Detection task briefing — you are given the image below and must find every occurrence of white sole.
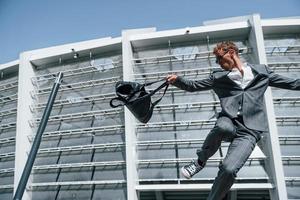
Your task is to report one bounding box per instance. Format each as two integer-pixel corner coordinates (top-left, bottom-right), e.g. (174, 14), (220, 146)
(181, 167), (191, 179)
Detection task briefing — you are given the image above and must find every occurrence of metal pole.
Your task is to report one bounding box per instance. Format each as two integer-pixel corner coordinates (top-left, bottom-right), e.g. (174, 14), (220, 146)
(13, 72), (63, 200)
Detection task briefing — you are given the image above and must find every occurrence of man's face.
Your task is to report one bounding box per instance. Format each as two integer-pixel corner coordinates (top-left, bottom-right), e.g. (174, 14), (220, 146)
(215, 49), (235, 71)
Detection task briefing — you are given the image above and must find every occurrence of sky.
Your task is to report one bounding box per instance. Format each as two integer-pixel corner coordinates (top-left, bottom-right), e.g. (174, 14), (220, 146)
(0, 0), (299, 64)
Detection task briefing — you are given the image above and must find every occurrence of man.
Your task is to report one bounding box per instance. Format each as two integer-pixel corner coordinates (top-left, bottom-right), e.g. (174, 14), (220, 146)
(166, 41), (300, 200)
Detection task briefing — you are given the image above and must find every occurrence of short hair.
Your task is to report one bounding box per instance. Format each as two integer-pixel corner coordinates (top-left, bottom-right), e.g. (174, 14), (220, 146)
(213, 41), (239, 55)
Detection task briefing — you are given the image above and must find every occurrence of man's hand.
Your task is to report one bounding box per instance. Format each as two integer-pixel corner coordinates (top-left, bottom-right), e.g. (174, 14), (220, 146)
(166, 74), (178, 84)
(232, 53), (244, 76)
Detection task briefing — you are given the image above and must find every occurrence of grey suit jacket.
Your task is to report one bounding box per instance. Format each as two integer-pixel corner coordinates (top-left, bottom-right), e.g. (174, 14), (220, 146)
(173, 64), (300, 131)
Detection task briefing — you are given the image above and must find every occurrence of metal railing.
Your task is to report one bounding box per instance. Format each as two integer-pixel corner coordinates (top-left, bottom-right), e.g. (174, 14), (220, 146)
(28, 180), (126, 191)
(32, 108), (123, 125)
(0, 94), (18, 105)
(31, 93), (116, 110)
(134, 67), (216, 81)
(28, 125), (124, 141)
(33, 77), (120, 96)
(0, 122), (16, 131)
(265, 45), (300, 55)
(0, 108), (17, 118)
(138, 157), (265, 167)
(37, 142), (125, 156)
(276, 116), (300, 125)
(0, 81), (18, 93)
(0, 152), (15, 160)
(0, 168), (14, 175)
(133, 47), (251, 66)
(0, 137), (15, 145)
(32, 62), (122, 83)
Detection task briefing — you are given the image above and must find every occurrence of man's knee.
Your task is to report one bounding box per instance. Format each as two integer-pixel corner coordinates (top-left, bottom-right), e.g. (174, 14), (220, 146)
(219, 162), (237, 178)
(214, 116), (235, 134)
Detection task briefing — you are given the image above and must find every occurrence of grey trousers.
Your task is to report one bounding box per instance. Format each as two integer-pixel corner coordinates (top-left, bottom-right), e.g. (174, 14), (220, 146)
(197, 115), (262, 200)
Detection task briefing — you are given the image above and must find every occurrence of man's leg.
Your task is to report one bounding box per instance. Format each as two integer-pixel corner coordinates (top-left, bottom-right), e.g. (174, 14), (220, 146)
(207, 119), (261, 200)
(197, 116), (236, 163)
(181, 116), (236, 179)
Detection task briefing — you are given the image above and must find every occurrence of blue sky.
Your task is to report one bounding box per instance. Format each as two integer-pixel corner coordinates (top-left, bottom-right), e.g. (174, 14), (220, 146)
(0, 0), (299, 64)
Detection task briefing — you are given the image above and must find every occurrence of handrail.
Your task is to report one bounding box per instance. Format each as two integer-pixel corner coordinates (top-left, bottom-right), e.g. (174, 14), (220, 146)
(285, 177), (300, 182)
(137, 119), (216, 129)
(265, 45), (300, 49)
(276, 116), (300, 125)
(273, 97), (300, 105)
(279, 135), (300, 145)
(0, 81), (18, 93)
(32, 95), (300, 114)
(0, 122), (16, 131)
(28, 180), (126, 190)
(136, 116), (300, 130)
(0, 152), (15, 160)
(133, 47), (250, 66)
(0, 168), (14, 175)
(28, 125), (124, 141)
(33, 161), (125, 172)
(0, 184), (14, 190)
(33, 76), (121, 95)
(0, 108), (17, 118)
(137, 138), (205, 146)
(279, 135), (300, 140)
(265, 45), (300, 55)
(136, 183), (274, 191)
(33, 62), (122, 83)
(154, 101), (219, 111)
(32, 108), (123, 124)
(0, 94), (18, 105)
(133, 64), (300, 81)
(0, 137), (15, 145)
(32, 93), (116, 110)
(0, 168), (15, 174)
(38, 142), (125, 155)
(134, 67), (216, 81)
(268, 61), (300, 66)
(138, 157), (266, 166)
(139, 177), (269, 182)
(281, 156), (300, 161)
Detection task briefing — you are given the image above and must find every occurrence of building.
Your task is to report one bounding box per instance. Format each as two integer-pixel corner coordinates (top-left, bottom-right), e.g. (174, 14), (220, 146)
(0, 14), (299, 200)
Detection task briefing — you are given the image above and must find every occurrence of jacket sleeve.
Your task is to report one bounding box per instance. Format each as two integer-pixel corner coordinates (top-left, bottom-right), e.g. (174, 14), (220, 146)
(172, 74), (214, 92)
(266, 65), (300, 90)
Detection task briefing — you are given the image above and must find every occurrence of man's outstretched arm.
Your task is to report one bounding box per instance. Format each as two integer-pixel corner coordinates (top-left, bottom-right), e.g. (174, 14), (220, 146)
(166, 74), (214, 92)
(267, 65), (300, 90)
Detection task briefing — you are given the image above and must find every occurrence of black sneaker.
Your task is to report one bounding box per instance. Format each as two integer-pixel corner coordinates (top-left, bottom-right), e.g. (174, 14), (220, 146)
(181, 160), (204, 179)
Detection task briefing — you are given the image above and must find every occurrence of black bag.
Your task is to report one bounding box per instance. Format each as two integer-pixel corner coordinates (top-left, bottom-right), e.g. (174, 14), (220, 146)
(110, 79), (169, 123)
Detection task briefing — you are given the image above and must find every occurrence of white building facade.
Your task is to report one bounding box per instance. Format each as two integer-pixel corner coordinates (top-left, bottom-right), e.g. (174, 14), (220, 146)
(0, 14), (299, 200)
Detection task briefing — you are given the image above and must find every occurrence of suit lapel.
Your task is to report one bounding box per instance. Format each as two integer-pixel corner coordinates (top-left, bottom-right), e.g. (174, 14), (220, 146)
(244, 64), (267, 89)
(213, 69), (242, 89)
(213, 64), (267, 90)
(213, 70), (230, 79)
(248, 64), (268, 76)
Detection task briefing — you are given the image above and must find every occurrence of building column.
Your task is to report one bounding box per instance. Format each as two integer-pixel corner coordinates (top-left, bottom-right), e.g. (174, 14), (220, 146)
(248, 13), (288, 200)
(122, 28), (156, 200)
(14, 52), (37, 200)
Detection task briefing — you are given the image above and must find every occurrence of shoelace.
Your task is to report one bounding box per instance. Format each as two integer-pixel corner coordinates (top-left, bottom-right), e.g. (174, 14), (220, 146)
(186, 164), (198, 174)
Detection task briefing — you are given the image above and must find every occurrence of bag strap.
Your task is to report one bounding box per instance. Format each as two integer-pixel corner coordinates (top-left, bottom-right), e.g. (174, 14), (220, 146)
(110, 97), (126, 108)
(122, 79), (164, 102)
(128, 78), (168, 102)
(144, 78), (166, 87)
(110, 79), (169, 108)
(148, 81), (168, 96)
(150, 81), (169, 107)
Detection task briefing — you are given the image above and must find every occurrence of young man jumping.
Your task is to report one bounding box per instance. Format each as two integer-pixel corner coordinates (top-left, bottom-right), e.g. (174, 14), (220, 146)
(166, 41), (300, 200)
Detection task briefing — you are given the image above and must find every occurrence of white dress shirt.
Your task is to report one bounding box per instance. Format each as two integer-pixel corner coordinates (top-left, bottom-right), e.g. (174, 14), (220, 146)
(227, 63), (254, 115)
(227, 63), (254, 89)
